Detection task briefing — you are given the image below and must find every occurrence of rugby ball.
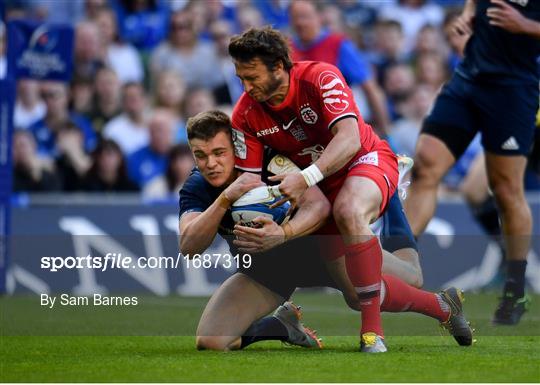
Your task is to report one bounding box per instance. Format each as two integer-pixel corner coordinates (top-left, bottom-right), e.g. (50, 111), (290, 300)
(231, 186), (291, 227)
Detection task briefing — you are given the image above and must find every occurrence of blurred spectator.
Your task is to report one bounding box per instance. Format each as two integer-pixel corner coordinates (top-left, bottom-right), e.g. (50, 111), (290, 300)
(103, 82), (149, 155)
(150, 9), (223, 89)
(114, 0), (169, 51)
(28, 81), (96, 157)
(87, 67), (122, 134)
(27, 0), (85, 24)
(370, 20), (408, 84)
(382, 62), (416, 121)
(128, 109), (175, 188)
(183, 87), (217, 119)
(153, 70), (187, 142)
(74, 21), (105, 80)
(334, 0), (378, 30)
(143, 143), (194, 198)
(14, 79), (46, 130)
(321, 3), (346, 34)
(415, 51), (448, 90)
(252, 0), (289, 30)
(289, 0), (390, 136)
(413, 24), (448, 59)
(70, 76), (94, 115)
(83, 139), (139, 192)
(209, 19), (243, 105)
(54, 121), (92, 191)
(95, 7), (144, 84)
(389, 85), (436, 156)
(236, 5), (264, 32)
(12, 130), (61, 192)
(378, 0), (445, 54)
(0, 22), (5, 79)
(185, 0), (237, 38)
(84, 0), (107, 20)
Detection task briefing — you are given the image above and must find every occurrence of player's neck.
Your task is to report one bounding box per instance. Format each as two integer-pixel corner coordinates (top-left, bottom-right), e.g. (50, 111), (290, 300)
(267, 71), (290, 106)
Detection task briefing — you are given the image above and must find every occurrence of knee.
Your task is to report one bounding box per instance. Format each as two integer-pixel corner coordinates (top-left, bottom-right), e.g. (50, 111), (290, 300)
(333, 202), (371, 233)
(490, 180), (524, 210)
(412, 268), (424, 289)
(196, 336), (229, 351)
(412, 149), (445, 186)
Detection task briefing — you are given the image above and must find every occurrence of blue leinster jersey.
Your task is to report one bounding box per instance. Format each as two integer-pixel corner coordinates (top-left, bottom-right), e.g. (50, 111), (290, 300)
(457, 0), (540, 85)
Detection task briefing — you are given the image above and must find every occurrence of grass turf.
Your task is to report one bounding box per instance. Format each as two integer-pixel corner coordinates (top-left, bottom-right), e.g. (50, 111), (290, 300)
(1, 291), (539, 382)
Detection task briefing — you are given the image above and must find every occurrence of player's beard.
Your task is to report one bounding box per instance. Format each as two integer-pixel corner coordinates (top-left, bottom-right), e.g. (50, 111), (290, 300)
(259, 72), (283, 102)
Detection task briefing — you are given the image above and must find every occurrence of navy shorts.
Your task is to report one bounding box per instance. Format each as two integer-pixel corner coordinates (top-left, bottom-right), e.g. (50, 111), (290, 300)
(239, 192), (417, 299)
(423, 74), (539, 158)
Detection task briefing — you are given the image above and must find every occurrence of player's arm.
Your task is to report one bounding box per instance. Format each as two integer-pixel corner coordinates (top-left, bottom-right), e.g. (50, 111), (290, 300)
(454, 0), (476, 36)
(487, 0), (540, 39)
(179, 173), (263, 256)
(315, 117), (361, 177)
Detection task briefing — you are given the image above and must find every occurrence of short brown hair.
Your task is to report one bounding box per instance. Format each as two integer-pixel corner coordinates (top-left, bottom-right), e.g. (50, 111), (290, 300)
(228, 26), (293, 71)
(186, 110), (232, 142)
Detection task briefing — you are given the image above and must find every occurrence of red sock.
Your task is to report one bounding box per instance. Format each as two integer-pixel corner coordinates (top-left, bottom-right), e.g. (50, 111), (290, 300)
(381, 274), (450, 322)
(345, 237), (383, 337)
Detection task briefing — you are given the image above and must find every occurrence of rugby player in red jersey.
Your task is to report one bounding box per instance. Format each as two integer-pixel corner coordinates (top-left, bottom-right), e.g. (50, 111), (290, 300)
(228, 27), (402, 352)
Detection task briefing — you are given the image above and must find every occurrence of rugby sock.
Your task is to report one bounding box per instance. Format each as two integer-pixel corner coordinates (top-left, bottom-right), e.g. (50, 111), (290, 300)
(240, 316), (288, 348)
(504, 260), (527, 298)
(381, 274), (450, 322)
(345, 237), (384, 337)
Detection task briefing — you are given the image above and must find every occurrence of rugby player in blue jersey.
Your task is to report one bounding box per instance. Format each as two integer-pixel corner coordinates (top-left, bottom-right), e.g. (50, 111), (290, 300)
(404, 0), (540, 325)
(179, 110), (472, 352)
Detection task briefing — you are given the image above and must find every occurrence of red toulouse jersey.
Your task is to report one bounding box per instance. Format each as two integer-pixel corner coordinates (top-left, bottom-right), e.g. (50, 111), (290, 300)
(231, 61), (382, 187)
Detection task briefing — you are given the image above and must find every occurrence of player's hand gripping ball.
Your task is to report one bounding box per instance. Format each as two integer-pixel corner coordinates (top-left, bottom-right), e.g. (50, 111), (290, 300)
(231, 186), (290, 227)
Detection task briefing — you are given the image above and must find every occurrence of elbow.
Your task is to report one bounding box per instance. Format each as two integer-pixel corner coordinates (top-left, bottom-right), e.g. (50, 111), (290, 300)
(349, 140), (361, 159)
(179, 237), (196, 258)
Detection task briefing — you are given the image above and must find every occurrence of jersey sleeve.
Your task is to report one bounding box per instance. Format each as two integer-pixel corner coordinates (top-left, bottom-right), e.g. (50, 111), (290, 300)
(307, 62), (360, 130)
(231, 103), (264, 172)
(178, 173), (208, 219)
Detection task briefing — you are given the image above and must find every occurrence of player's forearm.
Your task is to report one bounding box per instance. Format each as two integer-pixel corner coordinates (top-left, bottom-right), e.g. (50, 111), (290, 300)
(522, 17), (540, 39)
(314, 119), (360, 178)
(180, 197), (229, 256)
(283, 187), (331, 240)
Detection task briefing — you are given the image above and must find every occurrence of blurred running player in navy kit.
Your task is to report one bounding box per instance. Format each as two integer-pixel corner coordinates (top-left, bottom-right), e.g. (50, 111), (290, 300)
(179, 110), (472, 352)
(404, 0), (540, 325)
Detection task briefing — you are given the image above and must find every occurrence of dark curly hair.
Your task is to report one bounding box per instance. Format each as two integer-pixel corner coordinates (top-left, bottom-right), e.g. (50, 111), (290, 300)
(228, 26), (293, 71)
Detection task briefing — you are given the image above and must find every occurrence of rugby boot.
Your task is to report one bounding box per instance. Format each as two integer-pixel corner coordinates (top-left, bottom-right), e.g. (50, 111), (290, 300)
(273, 302), (323, 348)
(492, 293), (530, 325)
(360, 332), (387, 353)
(439, 287), (474, 346)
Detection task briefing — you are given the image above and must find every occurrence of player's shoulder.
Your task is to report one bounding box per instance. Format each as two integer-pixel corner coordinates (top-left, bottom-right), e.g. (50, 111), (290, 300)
(232, 93), (260, 128)
(294, 61), (344, 84)
(180, 168), (208, 196)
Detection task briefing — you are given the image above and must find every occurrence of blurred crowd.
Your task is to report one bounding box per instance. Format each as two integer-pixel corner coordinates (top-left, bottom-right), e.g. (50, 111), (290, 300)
(1, 0), (538, 199)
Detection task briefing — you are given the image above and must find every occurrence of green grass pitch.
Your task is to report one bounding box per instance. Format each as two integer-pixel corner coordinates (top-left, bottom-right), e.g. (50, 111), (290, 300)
(1, 291), (539, 382)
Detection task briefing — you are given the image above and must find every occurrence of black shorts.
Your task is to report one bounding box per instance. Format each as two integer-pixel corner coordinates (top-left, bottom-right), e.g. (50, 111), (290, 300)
(238, 237), (337, 299)
(238, 192), (417, 299)
(423, 73), (539, 158)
